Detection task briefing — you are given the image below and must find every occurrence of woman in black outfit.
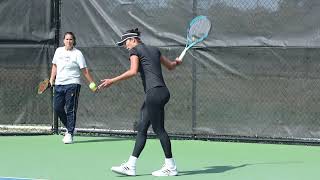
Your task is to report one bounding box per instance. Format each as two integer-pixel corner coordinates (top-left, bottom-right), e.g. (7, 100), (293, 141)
(98, 28), (182, 176)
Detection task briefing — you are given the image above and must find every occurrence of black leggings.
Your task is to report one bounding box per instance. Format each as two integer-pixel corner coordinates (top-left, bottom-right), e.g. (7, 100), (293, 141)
(132, 86), (172, 158)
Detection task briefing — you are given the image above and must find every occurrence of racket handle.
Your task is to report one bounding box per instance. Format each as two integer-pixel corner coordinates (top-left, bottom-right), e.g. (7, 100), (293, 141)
(178, 48), (188, 61)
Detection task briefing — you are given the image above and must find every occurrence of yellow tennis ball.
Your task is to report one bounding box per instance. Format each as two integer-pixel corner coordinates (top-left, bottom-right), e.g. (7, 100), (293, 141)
(89, 82), (97, 92)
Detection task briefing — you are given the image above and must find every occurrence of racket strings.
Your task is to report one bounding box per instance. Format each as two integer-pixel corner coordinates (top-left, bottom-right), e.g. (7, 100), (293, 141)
(38, 79), (50, 94)
(188, 18), (211, 42)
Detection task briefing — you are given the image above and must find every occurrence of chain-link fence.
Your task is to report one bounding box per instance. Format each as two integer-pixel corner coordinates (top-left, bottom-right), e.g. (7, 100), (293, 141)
(1, 0), (320, 143)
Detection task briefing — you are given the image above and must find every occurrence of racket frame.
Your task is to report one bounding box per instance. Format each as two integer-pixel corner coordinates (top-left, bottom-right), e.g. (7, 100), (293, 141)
(179, 15), (211, 60)
(37, 79), (51, 94)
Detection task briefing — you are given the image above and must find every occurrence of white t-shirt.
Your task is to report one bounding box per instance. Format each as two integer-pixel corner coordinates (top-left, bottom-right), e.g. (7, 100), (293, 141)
(52, 47), (87, 85)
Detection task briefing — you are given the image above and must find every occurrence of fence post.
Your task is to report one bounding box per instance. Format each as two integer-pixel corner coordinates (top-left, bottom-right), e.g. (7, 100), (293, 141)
(191, 0), (198, 139)
(52, 0), (61, 134)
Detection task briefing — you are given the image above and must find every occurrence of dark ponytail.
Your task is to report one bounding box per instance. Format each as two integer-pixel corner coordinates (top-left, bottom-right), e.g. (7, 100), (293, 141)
(126, 28), (141, 36)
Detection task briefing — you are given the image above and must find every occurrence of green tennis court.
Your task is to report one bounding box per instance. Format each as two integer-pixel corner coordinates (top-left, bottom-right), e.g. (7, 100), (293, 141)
(0, 135), (319, 180)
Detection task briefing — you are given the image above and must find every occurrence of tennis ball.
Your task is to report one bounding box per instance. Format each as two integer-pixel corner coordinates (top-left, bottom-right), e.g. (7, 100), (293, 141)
(89, 82), (97, 92)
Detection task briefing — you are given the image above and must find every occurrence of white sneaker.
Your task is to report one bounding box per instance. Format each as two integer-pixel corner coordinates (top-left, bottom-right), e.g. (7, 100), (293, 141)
(111, 163), (136, 176)
(152, 164), (178, 176)
(62, 132), (73, 144)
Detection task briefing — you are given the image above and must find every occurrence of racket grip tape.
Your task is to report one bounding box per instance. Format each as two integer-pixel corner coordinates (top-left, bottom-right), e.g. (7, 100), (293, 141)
(178, 48), (188, 61)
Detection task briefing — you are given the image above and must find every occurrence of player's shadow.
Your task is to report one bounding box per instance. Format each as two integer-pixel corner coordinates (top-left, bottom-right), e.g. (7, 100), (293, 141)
(114, 164), (248, 177)
(74, 138), (129, 144)
(179, 164), (248, 176)
(112, 161), (303, 177)
(113, 165), (247, 177)
(179, 161), (303, 176)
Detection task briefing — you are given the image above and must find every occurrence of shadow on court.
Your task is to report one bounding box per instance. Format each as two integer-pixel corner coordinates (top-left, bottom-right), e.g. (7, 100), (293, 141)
(73, 138), (130, 144)
(179, 164), (248, 176)
(179, 161), (303, 176)
(114, 174), (150, 177)
(112, 164), (259, 177)
(114, 165), (248, 177)
(113, 164), (257, 177)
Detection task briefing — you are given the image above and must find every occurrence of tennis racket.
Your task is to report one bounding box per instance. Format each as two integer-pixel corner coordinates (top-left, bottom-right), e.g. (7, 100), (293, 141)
(179, 15), (211, 60)
(37, 79), (51, 94)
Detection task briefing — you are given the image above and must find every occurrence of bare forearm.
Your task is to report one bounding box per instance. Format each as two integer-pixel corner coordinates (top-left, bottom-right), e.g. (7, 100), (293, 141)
(50, 65), (57, 84)
(111, 70), (137, 84)
(82, 68), (99, 92)
(160, 55), (181, 70)
(82, 68), (95, 83)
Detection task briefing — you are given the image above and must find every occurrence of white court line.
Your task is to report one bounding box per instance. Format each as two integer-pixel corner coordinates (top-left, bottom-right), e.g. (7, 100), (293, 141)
(0, 177), (48, 180)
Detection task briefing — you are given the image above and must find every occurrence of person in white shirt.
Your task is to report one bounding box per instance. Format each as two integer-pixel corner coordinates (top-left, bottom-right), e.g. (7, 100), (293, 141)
(49, 32), (97, 144)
